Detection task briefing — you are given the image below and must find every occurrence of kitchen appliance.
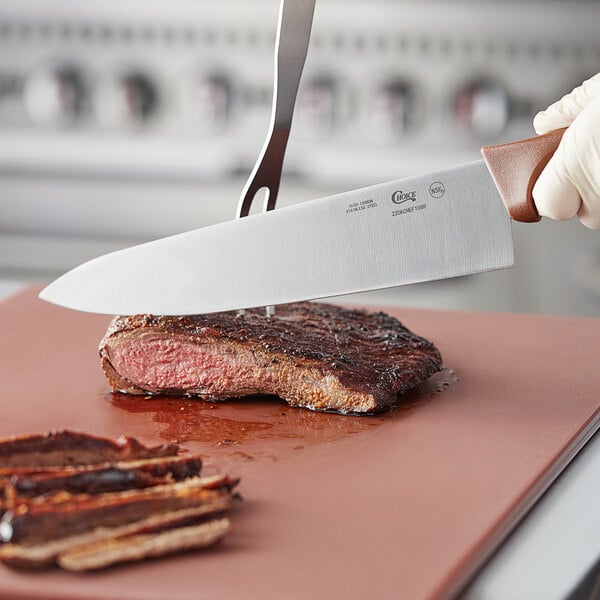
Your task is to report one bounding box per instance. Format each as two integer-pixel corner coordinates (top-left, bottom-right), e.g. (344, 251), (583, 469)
(0, 0), (599, 315)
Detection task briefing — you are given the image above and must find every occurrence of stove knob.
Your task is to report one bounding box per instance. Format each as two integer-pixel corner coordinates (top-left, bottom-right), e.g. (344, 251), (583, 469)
(368, 80), (424, 141)
(454, 80), (509, 140)
(295, 76), (339, 138)
(94, 72), (158, 127)
(182, 74), (230, 133)
(23, 65), (86, 126)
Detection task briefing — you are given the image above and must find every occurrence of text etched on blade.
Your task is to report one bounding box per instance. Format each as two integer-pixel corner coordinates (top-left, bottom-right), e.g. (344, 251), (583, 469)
(391, 187), (426, 217)
(392, 203), (427, 217)
(345, 198), (379, 214)
(390, 180), (447, 217)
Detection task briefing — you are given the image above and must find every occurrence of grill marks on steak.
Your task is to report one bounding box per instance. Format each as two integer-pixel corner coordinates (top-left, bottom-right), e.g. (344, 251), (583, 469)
(100, 302), (442, 414)
(0, 431), (239, 571)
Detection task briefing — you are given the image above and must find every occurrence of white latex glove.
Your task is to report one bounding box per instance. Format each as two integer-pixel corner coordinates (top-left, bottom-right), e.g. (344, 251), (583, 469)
(532, 73), (600, 229)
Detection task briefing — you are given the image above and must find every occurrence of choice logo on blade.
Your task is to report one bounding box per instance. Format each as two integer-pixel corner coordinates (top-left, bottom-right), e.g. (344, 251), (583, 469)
(391, 190), (417, 204)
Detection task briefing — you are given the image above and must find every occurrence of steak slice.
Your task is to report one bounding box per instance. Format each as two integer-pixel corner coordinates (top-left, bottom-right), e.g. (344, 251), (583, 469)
(57, 518), (232, 572)
(6, 455), (202, 500)
(0, 505), (229, 569)
(100, 302), (442, 414)
(0, 475), (237, 545)
(0, 430), (178, 469)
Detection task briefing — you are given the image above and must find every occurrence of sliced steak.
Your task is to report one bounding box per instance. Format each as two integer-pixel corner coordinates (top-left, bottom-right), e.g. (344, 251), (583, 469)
(0, 431), (178, 469)
(0, 475), (237, 545)
(0, 505), (230, 569)
(0, 430), (239, 572)
(57, 518), (231, 571)
(6, 455), (202, 500)
(100, 302), (442, 414)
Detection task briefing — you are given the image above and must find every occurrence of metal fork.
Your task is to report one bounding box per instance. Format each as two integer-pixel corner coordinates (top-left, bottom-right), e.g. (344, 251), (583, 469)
(237, 0), (316, 219)
(236, 0), (316, 317)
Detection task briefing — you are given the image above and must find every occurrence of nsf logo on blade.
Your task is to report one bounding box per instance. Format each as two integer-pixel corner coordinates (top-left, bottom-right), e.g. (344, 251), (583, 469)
(429, 182), (445, 198)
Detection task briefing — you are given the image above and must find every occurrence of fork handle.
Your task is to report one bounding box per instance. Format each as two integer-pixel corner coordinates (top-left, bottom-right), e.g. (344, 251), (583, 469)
(272, 0), (317, 129)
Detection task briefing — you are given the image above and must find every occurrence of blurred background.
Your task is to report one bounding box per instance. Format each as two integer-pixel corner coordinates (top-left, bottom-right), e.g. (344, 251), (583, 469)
(0, 0), (599, 315)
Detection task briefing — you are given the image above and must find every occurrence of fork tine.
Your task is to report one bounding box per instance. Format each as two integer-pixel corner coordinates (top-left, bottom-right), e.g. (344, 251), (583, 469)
(236, 127), (289, 218)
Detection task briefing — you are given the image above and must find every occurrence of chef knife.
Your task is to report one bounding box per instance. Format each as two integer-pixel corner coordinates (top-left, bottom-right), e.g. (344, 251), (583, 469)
(39, 129), (565, 316)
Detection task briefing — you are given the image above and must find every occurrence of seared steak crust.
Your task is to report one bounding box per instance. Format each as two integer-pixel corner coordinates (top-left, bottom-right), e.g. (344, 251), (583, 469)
(100, 302), (442, 414)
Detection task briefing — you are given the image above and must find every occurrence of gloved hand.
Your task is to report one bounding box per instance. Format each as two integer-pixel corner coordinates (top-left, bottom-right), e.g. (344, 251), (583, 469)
(532, 72), (600, 229)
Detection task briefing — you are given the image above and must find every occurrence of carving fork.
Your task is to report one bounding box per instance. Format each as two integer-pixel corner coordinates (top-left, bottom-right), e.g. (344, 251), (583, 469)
(237, 0), (316, 317)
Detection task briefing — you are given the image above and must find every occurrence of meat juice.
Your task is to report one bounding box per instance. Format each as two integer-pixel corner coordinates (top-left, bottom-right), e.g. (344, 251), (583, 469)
(109, 367), (457, 470)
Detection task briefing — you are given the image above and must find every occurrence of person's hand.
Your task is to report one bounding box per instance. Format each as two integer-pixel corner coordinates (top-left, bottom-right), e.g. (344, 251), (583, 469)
(532, 73), (600, 229)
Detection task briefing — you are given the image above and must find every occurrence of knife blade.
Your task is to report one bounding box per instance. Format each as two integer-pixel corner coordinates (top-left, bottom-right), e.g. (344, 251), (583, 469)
(39, 129), (565, 316)
(37, 163), (503, 316)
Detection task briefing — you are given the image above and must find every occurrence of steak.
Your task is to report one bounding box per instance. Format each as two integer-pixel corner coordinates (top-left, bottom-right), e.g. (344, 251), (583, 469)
(0, 430), (239, 572)
(56, 518), (232, 571)
(7, 455), (202, 499)
(0, 430), (178, 469)
(1, 475), (236, 545)
(0, 506), (230, 569)
(100, 302), (442, 414)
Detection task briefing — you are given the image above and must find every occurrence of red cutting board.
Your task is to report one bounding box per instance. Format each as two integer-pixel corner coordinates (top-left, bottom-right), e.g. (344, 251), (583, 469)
(0, 286), (598, 600)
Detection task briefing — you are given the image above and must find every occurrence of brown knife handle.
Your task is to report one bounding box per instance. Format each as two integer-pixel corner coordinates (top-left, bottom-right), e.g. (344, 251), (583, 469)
(481, 127), (567, 223)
